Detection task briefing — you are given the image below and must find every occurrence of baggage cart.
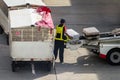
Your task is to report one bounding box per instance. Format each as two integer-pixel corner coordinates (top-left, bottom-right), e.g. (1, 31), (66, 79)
(9, 8), (54, 72)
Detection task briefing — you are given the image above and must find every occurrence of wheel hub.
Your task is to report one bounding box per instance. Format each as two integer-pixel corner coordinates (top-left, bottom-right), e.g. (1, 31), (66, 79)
(110, 52), (120, 63)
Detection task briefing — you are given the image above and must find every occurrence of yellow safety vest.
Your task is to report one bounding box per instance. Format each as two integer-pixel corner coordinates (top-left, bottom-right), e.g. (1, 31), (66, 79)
(55, 25), (64, 41)
(55, 25), (70, 42)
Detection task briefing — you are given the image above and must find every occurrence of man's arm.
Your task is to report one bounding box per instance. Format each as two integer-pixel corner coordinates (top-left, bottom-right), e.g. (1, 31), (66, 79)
(64, 26), (73, 39)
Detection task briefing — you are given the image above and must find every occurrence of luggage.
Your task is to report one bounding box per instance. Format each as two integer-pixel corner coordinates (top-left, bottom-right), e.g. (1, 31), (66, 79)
(66, 29), (80, 40)
(112, 28), (120, 34)
(83, 27), (100, 39)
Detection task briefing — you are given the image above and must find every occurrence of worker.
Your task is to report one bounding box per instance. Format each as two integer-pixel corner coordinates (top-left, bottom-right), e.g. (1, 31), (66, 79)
(54, 19), (69, 64)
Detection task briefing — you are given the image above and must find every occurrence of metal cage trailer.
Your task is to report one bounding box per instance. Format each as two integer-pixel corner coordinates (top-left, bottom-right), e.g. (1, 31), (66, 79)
(10, 26), (54, 72)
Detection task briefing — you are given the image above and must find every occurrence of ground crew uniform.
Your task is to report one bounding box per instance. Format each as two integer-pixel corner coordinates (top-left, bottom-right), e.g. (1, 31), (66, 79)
(54, 24), (67, 63)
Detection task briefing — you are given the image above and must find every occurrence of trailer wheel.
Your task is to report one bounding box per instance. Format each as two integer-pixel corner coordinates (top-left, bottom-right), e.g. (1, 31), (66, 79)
(107, 49), (120, 65)
(6, 34), (9, 45)
(46, 61), (52, 71)
(11, 61), (16, 72)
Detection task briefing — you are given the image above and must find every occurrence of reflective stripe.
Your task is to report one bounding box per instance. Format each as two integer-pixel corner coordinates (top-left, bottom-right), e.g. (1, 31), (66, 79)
(64, 35), (70, 42)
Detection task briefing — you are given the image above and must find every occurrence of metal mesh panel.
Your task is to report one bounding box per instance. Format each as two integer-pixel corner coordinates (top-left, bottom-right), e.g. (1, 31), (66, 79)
(11, 27), (53, 41)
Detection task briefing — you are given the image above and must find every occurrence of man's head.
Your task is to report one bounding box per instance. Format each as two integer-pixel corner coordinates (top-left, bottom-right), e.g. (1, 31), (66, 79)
(60, 19), (66, 24)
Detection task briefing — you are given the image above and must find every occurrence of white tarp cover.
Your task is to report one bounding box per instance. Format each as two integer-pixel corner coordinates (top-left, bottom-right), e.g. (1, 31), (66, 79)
(9, 8), (42, 28)
(3, 0), (46, 7)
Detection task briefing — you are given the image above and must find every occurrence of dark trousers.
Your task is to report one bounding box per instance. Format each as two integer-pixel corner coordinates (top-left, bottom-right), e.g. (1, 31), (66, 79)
(54, 40), (64, 62)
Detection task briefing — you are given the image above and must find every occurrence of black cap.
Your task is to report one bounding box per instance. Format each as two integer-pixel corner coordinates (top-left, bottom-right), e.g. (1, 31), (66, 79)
(60, 19), (66, 24)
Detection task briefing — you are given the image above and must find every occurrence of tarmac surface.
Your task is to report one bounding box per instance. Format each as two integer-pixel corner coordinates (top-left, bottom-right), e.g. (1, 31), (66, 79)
(0, 0), (120, 80)
(44, 0), (120, 26)
(0, 37), (120, 80)
(44, 0), (120, 34)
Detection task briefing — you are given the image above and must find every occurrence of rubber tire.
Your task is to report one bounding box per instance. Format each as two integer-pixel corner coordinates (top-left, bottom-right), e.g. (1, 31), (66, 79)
(107, 50), (120, 65)
(6, 34), (9, 45)
(46, 61), (52, 71)
(11, 61), (16, 72)
(0, 26), (4, 34)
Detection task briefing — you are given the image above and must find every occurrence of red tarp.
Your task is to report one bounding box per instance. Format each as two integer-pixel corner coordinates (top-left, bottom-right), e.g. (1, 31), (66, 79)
(35, 6), (54, 29)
